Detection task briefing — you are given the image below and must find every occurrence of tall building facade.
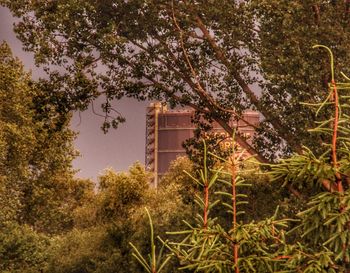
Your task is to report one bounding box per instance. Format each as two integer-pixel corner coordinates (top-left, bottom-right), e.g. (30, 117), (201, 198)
(145, 102), (259, 187)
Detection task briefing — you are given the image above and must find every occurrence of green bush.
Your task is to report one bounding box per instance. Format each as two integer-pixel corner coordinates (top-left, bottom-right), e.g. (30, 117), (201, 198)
(0, 222), (50, 273)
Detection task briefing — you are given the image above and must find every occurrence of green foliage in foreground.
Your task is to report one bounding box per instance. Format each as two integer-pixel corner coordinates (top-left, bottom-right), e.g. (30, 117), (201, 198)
(2, 32), (350, 271)
(0, 42), (97, 273)
(0, 41), (85, 234)
(129, 47), (350, 273)
(0, 222), (50, 273)
(44, 161), (196, 273)
(268, 46), (350, 272)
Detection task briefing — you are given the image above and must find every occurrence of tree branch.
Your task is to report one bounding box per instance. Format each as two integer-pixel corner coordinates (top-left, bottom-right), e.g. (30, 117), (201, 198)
(171, 1), (267, 162)
(191, 12), (303, 155)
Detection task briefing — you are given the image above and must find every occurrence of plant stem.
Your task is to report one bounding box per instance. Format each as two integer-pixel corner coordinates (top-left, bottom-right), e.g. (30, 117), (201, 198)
(331, 80), (348, 267)
(146, 208), (157, 273)
(231, 159), (239, 273)
(331, 80), (343, 192)
(204, 182), (209, 229)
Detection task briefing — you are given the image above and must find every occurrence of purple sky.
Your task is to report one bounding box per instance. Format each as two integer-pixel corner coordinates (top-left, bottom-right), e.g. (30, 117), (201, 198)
(0, 7), (148, 181)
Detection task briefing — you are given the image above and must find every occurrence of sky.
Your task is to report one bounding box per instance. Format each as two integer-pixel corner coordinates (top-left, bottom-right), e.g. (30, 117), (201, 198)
(0, 6), (148, 181)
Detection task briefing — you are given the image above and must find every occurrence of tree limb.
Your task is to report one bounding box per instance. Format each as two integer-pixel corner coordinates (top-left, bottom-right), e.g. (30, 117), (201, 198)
(191, 12), (303, 155)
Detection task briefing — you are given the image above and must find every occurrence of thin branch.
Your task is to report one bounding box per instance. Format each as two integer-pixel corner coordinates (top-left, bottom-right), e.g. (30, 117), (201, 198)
(91, 101), (106, 118)
(119, 54), (208, 113)
(76, 111), (82, 127)
(321, 179), (337, 192)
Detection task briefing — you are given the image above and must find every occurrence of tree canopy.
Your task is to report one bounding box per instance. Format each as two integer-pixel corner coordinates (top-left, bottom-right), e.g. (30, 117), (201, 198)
(2, 0), (350, 162)
(0, 41), (85, 234)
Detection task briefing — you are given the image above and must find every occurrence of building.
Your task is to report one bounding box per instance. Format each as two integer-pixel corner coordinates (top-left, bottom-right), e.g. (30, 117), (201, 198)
(145, 102), (259, 187)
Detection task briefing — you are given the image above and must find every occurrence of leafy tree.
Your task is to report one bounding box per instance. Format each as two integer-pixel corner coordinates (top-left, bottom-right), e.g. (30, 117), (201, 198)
(0, 41), (99, 273)
(46, 227), (117, 273)
(159, 156), (197, 205)
(0, 222), (50, 273)
(96, 162), (152, 221)
(44, 164), (152, 273)
(0, 41), (82, 233)
(2, 1), (350, 161)
(47, 162), (195, 273)
(51, 158), (210, 273)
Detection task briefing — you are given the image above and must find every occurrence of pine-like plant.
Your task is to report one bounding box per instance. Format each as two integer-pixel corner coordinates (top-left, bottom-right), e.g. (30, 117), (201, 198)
(163, 140), (292, 272)
(270, 45), (350, 272)
(129, 208), (172, 273)
(131, 46), (350, 272)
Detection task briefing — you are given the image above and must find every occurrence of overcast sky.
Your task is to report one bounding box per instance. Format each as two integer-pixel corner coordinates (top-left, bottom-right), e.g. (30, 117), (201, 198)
(0, 6), (148, 181)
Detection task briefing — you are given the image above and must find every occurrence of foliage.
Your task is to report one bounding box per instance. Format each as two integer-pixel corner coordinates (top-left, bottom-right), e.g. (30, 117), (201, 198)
(0, 41), (84, 234)
(0, 222), (50, 273)
(96, 162), (152, 220)
(4, 22), (350, 271)
(3, 1), (350, 161)
(159, 156), (197, 205)
(183, 124), (232, 170)
(269, 46), (350, 272)
(130, 208), (172, 273)
(0, 41), (102, 273)
(45, 162), (195, 273)
(130, 44), (350, 271)
(157, 141), (293, 272)
(46, 227), (116, 273)
(236, 163), (293, 222)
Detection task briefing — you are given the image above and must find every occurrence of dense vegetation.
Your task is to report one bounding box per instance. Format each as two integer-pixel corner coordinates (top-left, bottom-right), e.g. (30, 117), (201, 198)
(1, 1), (350, 272)
(128, 46), (350, 272)
(0, 49), (283, 271)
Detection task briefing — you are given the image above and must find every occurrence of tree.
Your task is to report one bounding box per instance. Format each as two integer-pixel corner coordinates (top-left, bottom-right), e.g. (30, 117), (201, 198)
(0, 222), (50, 273)
(97, 162), (152, 221)
(2, 0), (349, 161)
(132, 141), (294, 272)
(128, 46), (350, 272)
(0, 41), (82, 234)
(47, 161), (196, 273)
(269, 46), (350, 272)
(159, 156), (197, 205)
